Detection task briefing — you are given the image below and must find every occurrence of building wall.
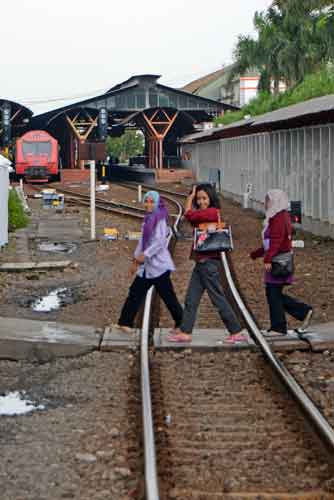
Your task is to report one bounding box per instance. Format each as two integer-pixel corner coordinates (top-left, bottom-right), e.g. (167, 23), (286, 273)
(0, 166), (9, 247)
(181, 123), (334, 238)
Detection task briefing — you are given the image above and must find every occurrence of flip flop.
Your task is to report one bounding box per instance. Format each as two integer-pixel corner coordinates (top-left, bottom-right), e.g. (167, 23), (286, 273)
(225, 333), (248, 344)
(112, 324), (134, 334)
(166, 334), (192, 343)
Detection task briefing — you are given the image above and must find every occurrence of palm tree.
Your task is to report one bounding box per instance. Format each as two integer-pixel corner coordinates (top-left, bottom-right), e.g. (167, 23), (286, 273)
(232, 0), (334, 93)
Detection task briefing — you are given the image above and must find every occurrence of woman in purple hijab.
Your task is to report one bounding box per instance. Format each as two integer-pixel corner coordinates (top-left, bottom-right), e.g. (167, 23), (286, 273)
(115, 191), (183, 333)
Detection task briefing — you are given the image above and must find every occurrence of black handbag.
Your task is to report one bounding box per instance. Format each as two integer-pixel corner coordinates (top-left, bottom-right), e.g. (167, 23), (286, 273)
(194, 226), (233, 253)
(271, 251), (294, 277)
(270, 213), (294, 277)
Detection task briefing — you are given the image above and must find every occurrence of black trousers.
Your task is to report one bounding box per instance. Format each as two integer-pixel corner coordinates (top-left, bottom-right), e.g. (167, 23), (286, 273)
(265, 284), (311, 334)
(118, 271), (183, 328)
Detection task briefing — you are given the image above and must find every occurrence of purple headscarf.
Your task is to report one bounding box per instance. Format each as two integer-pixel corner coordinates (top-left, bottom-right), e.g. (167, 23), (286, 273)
(142, 191), (168, 250)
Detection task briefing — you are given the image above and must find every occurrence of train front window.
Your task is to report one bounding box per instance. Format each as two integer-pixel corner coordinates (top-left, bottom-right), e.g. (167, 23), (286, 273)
(22, 141), (51, 158)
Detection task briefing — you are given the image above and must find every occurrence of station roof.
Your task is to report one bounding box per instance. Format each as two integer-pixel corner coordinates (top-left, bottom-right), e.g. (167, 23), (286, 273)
(0, 99), (33, 140)
(32, 74), (238, 128)
(0, 99), (33, 118)
(179, 94), (334, 144)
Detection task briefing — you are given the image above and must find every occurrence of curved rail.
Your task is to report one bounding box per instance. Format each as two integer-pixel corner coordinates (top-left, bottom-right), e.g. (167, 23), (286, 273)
(117, 181), (188, 200)
(221, 251), (334, 452)
(140, 196), (183, 500)
(53, 186), (148, 214)
(30, 184), (145, 220)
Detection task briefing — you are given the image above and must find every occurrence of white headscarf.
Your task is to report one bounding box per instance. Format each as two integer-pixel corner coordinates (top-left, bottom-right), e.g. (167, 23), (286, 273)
(262, 189), (289, 234)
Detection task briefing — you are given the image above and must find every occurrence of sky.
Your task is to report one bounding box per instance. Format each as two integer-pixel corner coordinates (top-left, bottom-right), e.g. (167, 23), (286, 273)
(1, 0), (272, 114)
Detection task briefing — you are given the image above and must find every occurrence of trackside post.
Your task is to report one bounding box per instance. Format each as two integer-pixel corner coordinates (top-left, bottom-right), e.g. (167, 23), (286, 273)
(90, 160), (96, 240)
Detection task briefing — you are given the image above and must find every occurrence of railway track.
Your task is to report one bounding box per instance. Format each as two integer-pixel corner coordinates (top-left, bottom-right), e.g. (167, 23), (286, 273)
(27, 184), (146, 220)
(21, 180), (334, 497)
(139, 188), (334, 499)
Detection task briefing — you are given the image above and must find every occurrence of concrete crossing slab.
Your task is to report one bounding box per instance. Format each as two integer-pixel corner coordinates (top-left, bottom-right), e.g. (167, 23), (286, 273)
(37, 218), (82, 240)
(154, 328), (255, 351)
(301, 322), (334, 352)
(0, 317), (101, 361)
(100, 326), (140, 351)
(265, 331), (309, 352)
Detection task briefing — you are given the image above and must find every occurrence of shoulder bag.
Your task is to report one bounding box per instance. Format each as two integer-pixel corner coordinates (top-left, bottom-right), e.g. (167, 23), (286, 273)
(271, 214), (294, 277)
(193, 210), (233, 253)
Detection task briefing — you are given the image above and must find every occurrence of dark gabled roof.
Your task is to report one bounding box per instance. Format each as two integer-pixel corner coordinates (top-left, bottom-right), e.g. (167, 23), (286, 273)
(32, 74), (237, 127)
(107, 74), (160, 93)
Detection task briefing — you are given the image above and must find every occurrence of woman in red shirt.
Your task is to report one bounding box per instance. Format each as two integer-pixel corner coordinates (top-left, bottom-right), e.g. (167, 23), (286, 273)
(167, 184), (248, 343)
(250, 189), (313, 336)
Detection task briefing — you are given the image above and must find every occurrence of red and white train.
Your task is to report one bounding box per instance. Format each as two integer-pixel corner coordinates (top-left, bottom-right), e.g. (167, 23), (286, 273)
(15, 130), (61, 183)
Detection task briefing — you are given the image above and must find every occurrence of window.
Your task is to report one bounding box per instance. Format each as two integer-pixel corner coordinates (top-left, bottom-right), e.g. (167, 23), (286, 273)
(22, 141), (51, 158)
(149, 93), (158, 107)
(158, 94), (169, 107)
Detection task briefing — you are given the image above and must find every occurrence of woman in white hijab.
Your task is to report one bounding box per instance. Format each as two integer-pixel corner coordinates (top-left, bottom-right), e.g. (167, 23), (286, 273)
(250, 189), (313, 336)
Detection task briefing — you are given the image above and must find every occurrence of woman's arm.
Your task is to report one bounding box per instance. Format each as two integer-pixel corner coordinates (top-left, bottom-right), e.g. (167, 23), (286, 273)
(250, 247), (265, 259)
(264, 214), (286, 263)
(185, 207), (219, 226)
(185, 185), (196, 212)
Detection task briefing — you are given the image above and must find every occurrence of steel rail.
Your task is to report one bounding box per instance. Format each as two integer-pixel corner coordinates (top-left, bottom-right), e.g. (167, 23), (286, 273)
(221, 251), (334, 452)
(140, 196), (183, 500)
(63, 194), (145, 219)
(117, 181), (188, 200)
(29, 184), (145, 219)
(50, 185), (147, 214)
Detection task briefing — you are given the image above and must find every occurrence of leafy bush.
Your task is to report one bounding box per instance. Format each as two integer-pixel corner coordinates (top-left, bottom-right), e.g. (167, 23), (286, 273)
(216, 67), (334, 126)
(106, 130), (144, 163)
(8, 189), (29, 231)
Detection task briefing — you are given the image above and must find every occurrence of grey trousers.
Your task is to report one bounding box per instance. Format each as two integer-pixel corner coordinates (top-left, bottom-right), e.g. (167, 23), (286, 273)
(180, 259), (242, 335)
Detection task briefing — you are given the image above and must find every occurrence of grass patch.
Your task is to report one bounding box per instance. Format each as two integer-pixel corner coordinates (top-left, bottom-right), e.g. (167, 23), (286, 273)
(216, 66), (334, 126)
(8, 189), (29, 231)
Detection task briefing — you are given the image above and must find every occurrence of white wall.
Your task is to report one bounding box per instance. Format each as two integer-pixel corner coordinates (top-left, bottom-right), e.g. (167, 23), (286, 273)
(181, 123), (334, 237)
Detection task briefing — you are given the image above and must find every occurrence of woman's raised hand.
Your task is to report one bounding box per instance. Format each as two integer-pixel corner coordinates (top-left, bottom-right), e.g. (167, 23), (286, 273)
(185, 185), (197, 211)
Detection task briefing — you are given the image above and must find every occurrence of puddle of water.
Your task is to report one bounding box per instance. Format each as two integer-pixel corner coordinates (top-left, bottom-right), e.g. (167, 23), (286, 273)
(0, 391), (45, 416)
(32, 287), (68, 312)
(38, 242), (77, 254)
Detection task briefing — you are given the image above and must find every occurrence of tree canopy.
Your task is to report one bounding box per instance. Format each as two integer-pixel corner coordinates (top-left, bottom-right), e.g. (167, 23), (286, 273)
(106, 130), (144, 163)
(232, 0), (334, 92)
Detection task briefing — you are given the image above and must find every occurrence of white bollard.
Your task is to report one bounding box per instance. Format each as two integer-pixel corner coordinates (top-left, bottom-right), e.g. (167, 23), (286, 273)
(19, 178), (23, 191)
(90, 160), (96, 240)
(138, 184), (142, 203)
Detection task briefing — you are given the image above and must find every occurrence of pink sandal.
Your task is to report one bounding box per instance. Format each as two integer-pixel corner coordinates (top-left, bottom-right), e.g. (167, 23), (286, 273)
(225, 333), (248, 344)
(167, 334), (192, 343)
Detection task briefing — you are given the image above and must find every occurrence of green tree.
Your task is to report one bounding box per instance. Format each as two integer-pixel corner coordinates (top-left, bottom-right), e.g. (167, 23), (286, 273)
(232, 0), (334, 92)
(106, 130), (144, 163)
